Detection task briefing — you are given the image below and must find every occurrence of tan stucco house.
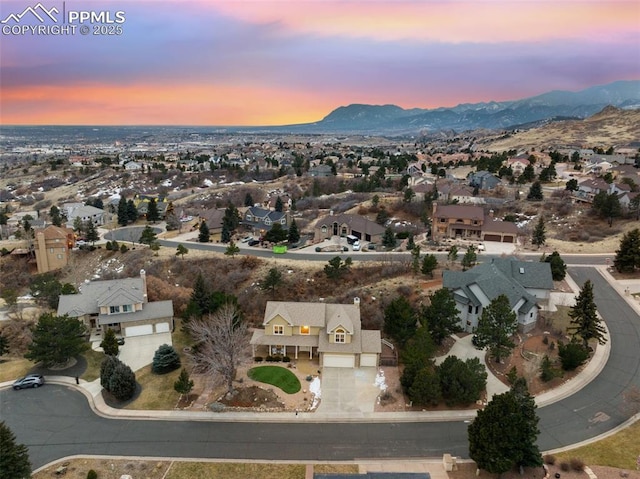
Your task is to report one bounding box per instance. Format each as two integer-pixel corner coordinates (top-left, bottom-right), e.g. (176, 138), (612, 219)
(34, 225), (75, 274)
(250, 300), (381, 368)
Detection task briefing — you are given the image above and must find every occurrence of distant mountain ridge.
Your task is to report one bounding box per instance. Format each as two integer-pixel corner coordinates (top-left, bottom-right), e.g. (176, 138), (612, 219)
(283, 80), (640, 135)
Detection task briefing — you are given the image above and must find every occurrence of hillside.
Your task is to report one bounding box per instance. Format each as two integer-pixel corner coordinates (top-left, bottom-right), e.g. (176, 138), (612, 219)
(478, 106), (640, 152)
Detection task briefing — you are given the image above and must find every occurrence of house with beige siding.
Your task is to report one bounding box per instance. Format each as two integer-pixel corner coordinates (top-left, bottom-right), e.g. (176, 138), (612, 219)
(250, 299), (381, 368)
(34, 225), (75, 274)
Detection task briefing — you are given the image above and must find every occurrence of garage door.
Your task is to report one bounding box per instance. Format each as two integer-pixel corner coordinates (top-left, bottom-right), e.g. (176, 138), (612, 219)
(483, 234), (501, 242)
(323, 354), (356, 368)
(124, 324), (153, 337)
(155, 322), (170, 333)
(360, 354), (378, 367)
(502, 235), (514, 243)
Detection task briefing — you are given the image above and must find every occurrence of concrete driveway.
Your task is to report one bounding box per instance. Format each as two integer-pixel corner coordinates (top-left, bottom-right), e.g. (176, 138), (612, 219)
(316, 367), (380, 415)
(117, 333), (173, 372)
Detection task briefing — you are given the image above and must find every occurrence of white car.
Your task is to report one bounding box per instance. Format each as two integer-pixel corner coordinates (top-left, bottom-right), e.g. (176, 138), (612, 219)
(352, 241), (361, 251)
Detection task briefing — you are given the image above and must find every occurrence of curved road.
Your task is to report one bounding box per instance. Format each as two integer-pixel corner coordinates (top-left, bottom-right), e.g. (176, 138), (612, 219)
(2, 267), (639, 469)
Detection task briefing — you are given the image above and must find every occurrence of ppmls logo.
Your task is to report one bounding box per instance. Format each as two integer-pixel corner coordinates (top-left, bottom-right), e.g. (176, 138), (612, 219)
(2, 2), (126, 36)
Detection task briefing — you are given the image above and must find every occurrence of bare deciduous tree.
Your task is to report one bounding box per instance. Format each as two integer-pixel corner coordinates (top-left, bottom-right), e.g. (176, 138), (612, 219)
(186, 304), (250, 394)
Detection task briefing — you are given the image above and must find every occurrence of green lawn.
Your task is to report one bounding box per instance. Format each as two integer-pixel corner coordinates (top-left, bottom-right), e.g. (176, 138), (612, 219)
(81, 349), (106, 382)
(248, 366), (302, 394)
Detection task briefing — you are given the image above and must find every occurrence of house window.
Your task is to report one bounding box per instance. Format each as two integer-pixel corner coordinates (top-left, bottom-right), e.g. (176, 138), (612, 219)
(321, 226), (327, 233)
(273, 325), (284, 335)
(109, 305), (121, 314)
(300, 325), (310, 335)
(440, 218), (446, 223)
(341, 227), (347, 235)
(122, 304), (133, 313)
(57, 254), (63, 259)
(265, 218), (272, 225)
(334, 328), (346, 343)
(468, 305), (473, 314)
(475, 306), (479, 314)
(280, 218), (286, 224)
(50, 248), (54, 253)
(530, 312), (533, 318)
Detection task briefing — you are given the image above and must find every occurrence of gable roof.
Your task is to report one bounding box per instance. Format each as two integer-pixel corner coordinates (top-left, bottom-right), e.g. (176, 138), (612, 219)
(434, 204), (484, 221)
(58, 277), (146, 317)
(442, 258), (552, 315)
(316, 213), (385, 236)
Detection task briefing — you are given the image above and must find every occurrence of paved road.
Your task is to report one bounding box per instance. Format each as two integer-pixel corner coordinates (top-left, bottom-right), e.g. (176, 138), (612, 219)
(2, 267), (637, 469)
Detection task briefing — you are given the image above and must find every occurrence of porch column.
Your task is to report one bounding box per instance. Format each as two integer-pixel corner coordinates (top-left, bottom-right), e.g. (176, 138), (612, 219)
(295, 345), (298, 360)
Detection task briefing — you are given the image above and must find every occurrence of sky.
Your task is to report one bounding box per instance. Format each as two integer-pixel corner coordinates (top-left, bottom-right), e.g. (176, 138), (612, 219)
(0, 0), (639, 126)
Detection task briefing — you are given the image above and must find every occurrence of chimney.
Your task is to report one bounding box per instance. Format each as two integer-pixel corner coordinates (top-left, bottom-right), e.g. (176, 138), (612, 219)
(353, 297), (360, 308)
(329, 210), (334, 216)
(489, 209), (494, 219)
(140, 269), (148, 303)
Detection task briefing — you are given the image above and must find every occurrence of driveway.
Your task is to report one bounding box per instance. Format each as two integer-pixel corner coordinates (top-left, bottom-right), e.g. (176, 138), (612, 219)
(316, 367), (380, 415)
(117, 333), (173, 372)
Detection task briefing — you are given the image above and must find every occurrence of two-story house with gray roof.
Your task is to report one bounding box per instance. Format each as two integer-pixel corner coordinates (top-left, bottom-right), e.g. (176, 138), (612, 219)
(57, 270), (174, 337)
(250, 299), (381, 368)
(442, 258), (553, 333)
(242, 206), (288, 237)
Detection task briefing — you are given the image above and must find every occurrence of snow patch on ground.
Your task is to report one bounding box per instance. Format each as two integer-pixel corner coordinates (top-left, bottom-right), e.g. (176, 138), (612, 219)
(374, 369), (387, 392)
(309, 377), (321, 409)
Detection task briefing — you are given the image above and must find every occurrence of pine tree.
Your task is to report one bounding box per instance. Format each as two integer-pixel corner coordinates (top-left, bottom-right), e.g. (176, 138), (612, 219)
(614, 228), (640, 273)
(382, 227), (396, 249)
(139, 225), (157, 245)
(225, 240), (240, 257)
(473, 294), (517, 363)
(288, 218), (300, 244)
(527, 181), (544, 201)
(25, 313), (88, 367)
(174, 369), (194, 397)
(117, 196), (128, 226)
(468, 381), (542, 474)
(544, 251), (566, 280)
(49, 205), (62, 227)
(198, 220), (210, 243)
(461, 245), (477, 271)
(421, 254), (438, 277)
(176, 244), (189, 259)
(275, 196), (284, 212)
(85, 220), (99, 245)
(126, 199), (138, 224)
(568, 280), (606, 350)
(532, 216), (546, 247)
(0, 333), (8, 357)
(244, 193), (254, 207)
(383, 296), (416, 347)
(261, 267), (283, 298)
(100, 328), (119, 356)
(146, 198), (160, 223)
(108, 361), (137, 401)
(0, 421), (31, 479)
(152, 344), (181, 374)
(419, 288), (461, 345)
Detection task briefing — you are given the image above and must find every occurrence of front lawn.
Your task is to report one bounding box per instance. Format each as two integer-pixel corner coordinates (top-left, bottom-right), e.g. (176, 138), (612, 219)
(248, 366), (301, 394)
(124, 363), (181, 410)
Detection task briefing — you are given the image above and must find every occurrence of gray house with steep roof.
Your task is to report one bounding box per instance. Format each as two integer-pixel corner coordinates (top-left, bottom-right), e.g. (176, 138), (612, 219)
(250, 299), (381, 368)
(242, 206), (288, 236)
(314, 213), (385, 243)
(57, 269), (174, 337)
(443, 258), (553, 333)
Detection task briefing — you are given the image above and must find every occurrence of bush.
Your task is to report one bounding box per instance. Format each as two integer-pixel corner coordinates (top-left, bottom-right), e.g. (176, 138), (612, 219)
(87, 470), (98, 479)
(120, 244), (128, 253)
(544, 454), (556, 465)
(254, 356), (263, 362)
(282, 356), (291, 363)
(152, 344), (181, 374)
(540, 355), (560, 382)
(108, 361), (136, 401)
(542, 336), (549, 345)
(558, 340), (589, 371)
(100, 355), (119, 390)
(560, 461), (570, 472)
(570, 458), (585, 471)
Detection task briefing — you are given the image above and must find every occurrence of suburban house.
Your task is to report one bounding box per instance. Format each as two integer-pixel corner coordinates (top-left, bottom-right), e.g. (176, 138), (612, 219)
(507, 157), (530, 176)
(437, 184), (481, 204)
(309, 164), (333, 177)
(468, 170), (501, 191)
(242, 206), (288, 237)
(314, 212), (385, 243)
(575, 177), (610, 202)
(57, 269), (174, 337)
(431, 203), (519, 243)
(250, 299), (381, 368)
(33, 225), (75, 274)
(63, 202), (105, 228)
(443, 258), (553, 333)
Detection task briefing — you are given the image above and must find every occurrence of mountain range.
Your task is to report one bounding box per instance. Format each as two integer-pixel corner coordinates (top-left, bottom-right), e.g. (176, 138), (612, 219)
(270, 80), (640, 136)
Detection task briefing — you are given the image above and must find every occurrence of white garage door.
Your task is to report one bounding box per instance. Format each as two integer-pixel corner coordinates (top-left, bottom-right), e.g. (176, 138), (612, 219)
(155, 322), (170, 333)
(360, 354), (378, 367)
(124, 324), (153, 337)
(323, 354), (355, 368)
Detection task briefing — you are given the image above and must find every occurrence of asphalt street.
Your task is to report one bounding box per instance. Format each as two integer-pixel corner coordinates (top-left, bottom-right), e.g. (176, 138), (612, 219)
(1, 267), (637, 469)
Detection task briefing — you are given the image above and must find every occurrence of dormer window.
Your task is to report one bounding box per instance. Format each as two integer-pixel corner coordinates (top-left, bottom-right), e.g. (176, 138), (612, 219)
(109, 305), (121, 314)
(273, 325), (284, 335)
(265, 218), (272, 225)
(300, 325), (310, 335)
(123, 304), (133, 313)
(334, 328), (346, 343)
(321, 226), (328, 233)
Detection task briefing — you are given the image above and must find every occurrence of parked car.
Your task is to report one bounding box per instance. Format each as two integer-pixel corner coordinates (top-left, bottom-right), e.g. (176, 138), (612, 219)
(241, 236), (252, 243)
(13, 374), (45, 390)
(248, 239), (260, 246)
(352, 241), (361, 251)
(117, 337), (125, 345)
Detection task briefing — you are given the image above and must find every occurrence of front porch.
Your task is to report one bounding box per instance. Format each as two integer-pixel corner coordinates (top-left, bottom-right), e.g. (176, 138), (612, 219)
(251, 343), (318, 361)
